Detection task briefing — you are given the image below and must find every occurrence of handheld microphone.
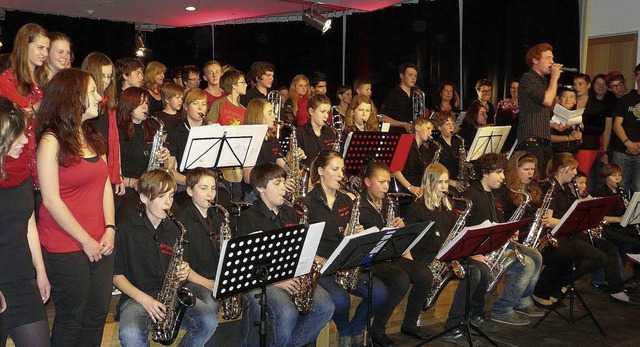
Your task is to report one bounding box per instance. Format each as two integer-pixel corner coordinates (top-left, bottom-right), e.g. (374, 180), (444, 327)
(560, 67), (579, 73)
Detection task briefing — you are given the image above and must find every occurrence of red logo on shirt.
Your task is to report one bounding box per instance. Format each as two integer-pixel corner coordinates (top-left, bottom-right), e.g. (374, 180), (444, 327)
(159, 243), (174, 257)
(337, 206), (351, 218)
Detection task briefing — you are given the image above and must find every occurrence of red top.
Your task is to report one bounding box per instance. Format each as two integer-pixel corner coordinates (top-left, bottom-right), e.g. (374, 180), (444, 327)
(294, 95), (310, 127)
(204, 89), (226, 111)
(38, 156), (108, 253)
(217, 100), (246, 126)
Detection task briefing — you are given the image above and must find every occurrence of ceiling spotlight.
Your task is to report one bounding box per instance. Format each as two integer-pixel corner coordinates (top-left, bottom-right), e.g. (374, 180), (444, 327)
(302, 4), (332, 33)
(135, 32), (152, 58)
(185, 6), (197, 11)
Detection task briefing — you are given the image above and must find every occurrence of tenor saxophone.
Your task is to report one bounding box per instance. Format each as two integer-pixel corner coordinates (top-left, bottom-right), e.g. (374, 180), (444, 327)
(335, 180), (362, 292)
(485, 188), (528, 293)
(423, 194), (470, 310)
(211, 202), (242, 320)
(283, 122), (310, 202)
(152, 210), (196, 346)
(147, 116), (165, 171)
(284, 199), (320, 315)
(522, 180), (558, 251)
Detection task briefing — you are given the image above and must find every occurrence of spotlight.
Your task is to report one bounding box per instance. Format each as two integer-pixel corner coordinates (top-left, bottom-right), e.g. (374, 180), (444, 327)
(134, 32), (152, 58)
(302, 4), (331, 33)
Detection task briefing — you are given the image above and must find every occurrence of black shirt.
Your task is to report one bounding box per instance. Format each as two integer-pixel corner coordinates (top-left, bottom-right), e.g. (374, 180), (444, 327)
(167, 122), (191, 174)
(256, 136), (284, 165)
(457, 121), (478, 151)
(154, 110), (181, 134)
(592, 185), (625, 218)
(300, 185), (354, 259)
(296, 123), (337, 167)
(236, 198), (301, 237)
(518, 70), (552, 142)
(547, 177), (576, 219)
(358, 194), (393, 230)
(435, 134), (463, 180)
(382, 85), (413, 131)
(611, 91), (640, 153)
(114, 214), (183, 301)
(240, 87), (268, 108)
(402, 140), (435, 187)
(579, 96), (607, 150)
(119, 123), (153, 178)
(176, 201), (223, 279)
(404, 200), (457, 263)
(463, 181), (505, 225)
(0, 178), (35, 284)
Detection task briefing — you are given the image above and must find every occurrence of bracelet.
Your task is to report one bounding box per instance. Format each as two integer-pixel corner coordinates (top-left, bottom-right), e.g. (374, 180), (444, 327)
(624, 138), (631, 145)
(408, 185), (413, 191)
(105, 224), (116, 232)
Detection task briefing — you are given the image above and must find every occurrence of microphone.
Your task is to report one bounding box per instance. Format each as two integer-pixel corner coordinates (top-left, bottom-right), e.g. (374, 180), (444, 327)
(560, 67), (579, 73)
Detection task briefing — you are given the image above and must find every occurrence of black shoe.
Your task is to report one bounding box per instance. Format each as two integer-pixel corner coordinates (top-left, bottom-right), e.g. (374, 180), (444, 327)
(372, 333), (396, 347)
(442, 329), (481, 347)
(400, 325), (429, 340)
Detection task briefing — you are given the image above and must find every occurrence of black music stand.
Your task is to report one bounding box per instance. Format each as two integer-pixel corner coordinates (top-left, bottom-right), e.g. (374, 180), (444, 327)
(179, 124), (267, 171)
(342, 131), (413, 175)
(467, 125), (511, 161)
(534, 196), (617, 337)
(213, 222), (324, 347)
(321, 222), (433, 347)
(420, 219), (530, 347)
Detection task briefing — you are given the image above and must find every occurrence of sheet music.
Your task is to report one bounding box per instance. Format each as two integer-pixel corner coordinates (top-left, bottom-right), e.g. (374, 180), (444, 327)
(467, 126), (511, 161)
(551, 104), (584, 125)
(627, 253), (640, 265)
(620, 192), (640, 227)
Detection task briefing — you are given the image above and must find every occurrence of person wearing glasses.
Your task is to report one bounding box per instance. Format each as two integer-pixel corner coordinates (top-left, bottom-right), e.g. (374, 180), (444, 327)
(473, 79), (495, 123)
(206, 69), (247, 126)
(182, 64), (201, 94)
(611, 65), (640, 195)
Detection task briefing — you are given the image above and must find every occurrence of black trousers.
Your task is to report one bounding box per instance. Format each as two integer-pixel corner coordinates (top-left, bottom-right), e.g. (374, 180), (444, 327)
(370, 258), (433, 336)
(44, 250), (114, 347)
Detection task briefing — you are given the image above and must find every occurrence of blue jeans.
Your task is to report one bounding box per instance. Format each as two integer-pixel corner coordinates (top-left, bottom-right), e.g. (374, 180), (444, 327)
(183, 282), (221, 347)
(612, 151), (640, 194)
(445, 259), (489, 330)
(491, 245), (543, 315)
(318, 273), (388, 337)
(118, 288), (218, 347)
(240, 284), (334, 347)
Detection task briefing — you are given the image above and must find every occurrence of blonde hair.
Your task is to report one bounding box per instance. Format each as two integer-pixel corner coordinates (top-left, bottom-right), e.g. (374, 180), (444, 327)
(420, 163), (452, 211)
(289, 74), (311, 115)
(144, 61), (166, 91)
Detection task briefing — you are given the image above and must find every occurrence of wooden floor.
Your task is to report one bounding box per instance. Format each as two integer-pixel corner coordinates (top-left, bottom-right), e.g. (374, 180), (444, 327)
(6, 275), (640, 346)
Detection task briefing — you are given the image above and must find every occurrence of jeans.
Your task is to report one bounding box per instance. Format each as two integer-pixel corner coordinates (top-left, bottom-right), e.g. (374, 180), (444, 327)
(183, 282), (220, 347)
(118, 291), (218, 346)
(240, 284), (334, 347)
(611, 151), (640, 194)
(371, 258), (432, 336)
(318, 272), (388, 337)
(44, 250), (114, 347)
(445, 259), (489, 330)
(491, 245), (542, 315)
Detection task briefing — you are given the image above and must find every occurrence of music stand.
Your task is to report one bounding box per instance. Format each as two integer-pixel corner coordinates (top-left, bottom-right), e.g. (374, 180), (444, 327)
(321, 222), (433, 346)
(420, 219), (529, 347)
(620, 192), (640, 228)
(534, 196), (617, 337)
(342, 131), (413, 175)
(467, 126), (511, 161)
(213, 222), (324, 347)
(179, 124), (268, 171)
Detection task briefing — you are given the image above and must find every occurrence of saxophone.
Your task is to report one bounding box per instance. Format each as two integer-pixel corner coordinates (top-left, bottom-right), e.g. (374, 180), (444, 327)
(325, 120), (342, 153)
(284, 199), (320, 315)
(212, 202), (242, 320)
(423, 194), (470, 310)
(147, 116), (166, 171)
(386, 195), (397, 227)
(485, 188), (528, 293)
(454, 134), (471, 192)
(335, 180), (362, 292)
(617, 186), (640, 236)
(152, 210), (196, 346)
(522, 180), (558, 251)
(430, 138), (442, 164)
(331, 106), (345, 132)
(283, 122), (310, 202)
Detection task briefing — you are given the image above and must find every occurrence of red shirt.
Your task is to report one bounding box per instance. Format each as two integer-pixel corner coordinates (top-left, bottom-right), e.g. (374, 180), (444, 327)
(38, 156), (108, 253)
(294, 95), (310, 127)
(204, 89), (226, 111)
(217, 100), (246, 126)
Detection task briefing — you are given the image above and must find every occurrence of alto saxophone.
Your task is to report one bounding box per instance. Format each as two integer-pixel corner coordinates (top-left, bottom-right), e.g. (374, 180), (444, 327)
(617, 186), (640, 236)
(147, 116), (166, 171)
(386, 195), (397, 228)
(211, 202), (242, 320)
(522, 180), (558, 251)
(335, 180), (362, 292)
(284, 199), (320, 315)
(423, 194), (470, 310)
(454, 134), (472, 192)
(283, 122), (310, 202)
(325, 120), (342, 153)
(485, 188), (528, 293)
(152, 210), (196, 346)
(430, 138), (442, 164)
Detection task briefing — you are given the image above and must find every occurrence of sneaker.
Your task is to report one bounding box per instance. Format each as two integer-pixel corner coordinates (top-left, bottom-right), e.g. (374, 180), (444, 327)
(111, 285), (121, 296)
(469, 316), (499, 333)
(490, 311), (530, 326)
(514, 305), (545, 318)
(338, 335), (352, 347)
(442, 329), (481, 347)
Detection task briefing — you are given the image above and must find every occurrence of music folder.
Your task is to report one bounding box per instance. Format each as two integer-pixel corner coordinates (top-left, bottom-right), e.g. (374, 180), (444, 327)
(550, 196), (617, 237)
(620, 192), (640, 228)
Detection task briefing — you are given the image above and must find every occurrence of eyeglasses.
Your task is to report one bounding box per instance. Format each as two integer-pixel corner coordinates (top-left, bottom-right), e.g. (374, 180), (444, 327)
(610, 83), (625, 88)
(188, 77), (201, 82)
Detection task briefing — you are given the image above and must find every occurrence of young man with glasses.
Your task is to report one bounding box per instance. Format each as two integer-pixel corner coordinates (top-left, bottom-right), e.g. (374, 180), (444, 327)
(611, 65), (640, 194)
(182, 64), (201, 93)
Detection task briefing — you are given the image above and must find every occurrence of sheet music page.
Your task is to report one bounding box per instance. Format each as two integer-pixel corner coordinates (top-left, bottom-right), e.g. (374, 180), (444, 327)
(551, 104), (584, 125)
(620, 192), (640, 227)
(627, 253), (640, 264)
(294, 222), (324, 277)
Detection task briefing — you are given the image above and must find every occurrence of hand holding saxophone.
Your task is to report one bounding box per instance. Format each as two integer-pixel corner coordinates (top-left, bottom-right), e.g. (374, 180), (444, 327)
(159, 147), (171, 165)
(389, 217), (405, 228)
(275, 278), (302, 295)
(139, 294), (167, 323)
(284, 178), (297, 193)
(175, 261), (191, 282)
(345, 223), (365, 235)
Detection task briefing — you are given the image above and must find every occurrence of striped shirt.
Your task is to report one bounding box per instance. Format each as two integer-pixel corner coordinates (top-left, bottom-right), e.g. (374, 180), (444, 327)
(517, 70), (552, 142)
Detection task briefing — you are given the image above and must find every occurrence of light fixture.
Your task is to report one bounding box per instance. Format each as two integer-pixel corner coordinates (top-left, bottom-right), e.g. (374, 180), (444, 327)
(302, 3), (332, 33)
(185, 6), (197, 11)
(135, 32), (152, 58)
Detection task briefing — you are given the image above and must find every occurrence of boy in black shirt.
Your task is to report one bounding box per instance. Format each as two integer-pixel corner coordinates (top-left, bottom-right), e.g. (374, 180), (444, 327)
(237, 162), (334, 347)
(113, 169), (217, 346)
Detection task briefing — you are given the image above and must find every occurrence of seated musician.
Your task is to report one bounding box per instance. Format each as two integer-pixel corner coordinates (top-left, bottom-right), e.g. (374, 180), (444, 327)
(113, 169), (217, 346)
(391, 117), (436, 197)
(342, 94), (378, 133)
(236, 162), (334, 347)
(404, 163), (481, 347)
(300, 150), (388, 347)
(358, 161), (433, 345)
(295, 95), (337, 167)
